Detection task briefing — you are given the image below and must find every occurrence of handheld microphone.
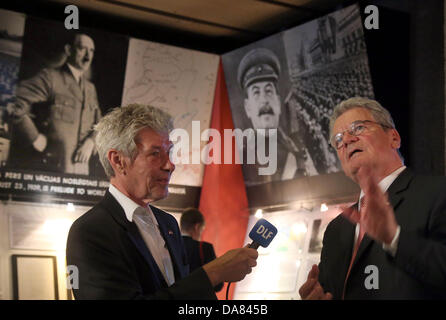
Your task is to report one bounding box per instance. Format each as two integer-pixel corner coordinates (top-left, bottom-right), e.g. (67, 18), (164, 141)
(226, 218), (278, 300)
(248, 218), (278, 249)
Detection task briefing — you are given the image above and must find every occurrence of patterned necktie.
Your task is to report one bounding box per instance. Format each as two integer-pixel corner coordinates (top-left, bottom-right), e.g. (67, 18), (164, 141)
(342, 196), (366, 299)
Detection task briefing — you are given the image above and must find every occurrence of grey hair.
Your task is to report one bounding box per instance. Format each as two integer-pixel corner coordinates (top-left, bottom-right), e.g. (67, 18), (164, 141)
(95, 104), (173, 178)
(329, 97), (396, 137)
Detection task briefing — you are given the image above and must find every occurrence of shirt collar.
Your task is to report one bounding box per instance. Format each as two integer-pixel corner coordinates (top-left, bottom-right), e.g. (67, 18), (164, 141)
(109, 184), (154, 223)
(359, 165), (406, 199)
(67, 63), (83, 84)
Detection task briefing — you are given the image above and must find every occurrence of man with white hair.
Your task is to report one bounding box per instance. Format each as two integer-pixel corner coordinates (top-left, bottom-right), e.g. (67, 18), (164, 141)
(299, 97), (446, 299)
(67, 103), (258, 299)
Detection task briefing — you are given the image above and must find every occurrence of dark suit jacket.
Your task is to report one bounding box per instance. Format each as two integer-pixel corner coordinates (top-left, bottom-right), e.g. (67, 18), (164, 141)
(66, 191), (217, 300)
(182, 236), (224, 292)
(319, 168), (446, 299)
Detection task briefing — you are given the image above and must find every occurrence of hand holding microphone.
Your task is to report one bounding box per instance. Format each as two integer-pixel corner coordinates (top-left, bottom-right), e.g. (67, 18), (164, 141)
(224, 218), (278, 300)
(202, 245), (258, 287)
(202, 218), (278, 287)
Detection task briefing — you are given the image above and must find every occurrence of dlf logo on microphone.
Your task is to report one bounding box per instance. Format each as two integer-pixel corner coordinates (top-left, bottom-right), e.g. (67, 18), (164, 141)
(249, 219), (278, 248)
(256, 225), (274, 241)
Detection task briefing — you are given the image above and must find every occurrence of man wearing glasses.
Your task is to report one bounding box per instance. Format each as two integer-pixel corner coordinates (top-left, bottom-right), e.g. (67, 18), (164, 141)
(299, 97), (446, 299)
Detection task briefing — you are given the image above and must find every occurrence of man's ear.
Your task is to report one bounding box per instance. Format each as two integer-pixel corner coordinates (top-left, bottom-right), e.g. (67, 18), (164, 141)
(193, 223), (203, 240)
(107, 149), (127, 175)
(276, 93), (282, 115)
(244, 98), (251, 119)
(390, 128), (401, 149)
(64, 44), (72, 57)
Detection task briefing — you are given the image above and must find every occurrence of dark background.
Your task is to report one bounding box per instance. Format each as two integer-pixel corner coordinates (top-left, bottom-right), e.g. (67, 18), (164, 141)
(363, 0), (444, 177)
(361, 4), (410, 167)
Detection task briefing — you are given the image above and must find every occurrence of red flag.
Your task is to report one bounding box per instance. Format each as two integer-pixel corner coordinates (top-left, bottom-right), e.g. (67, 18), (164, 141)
(199, 59), (250, 300)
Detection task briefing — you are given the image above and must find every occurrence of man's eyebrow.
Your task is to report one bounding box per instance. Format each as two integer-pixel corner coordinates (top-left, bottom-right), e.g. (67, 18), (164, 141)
(148, 144), (173, 151)
(249, 84), (260, 91)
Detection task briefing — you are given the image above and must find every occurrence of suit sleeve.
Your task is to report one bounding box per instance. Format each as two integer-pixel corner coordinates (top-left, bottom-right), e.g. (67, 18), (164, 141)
(392, 187), (446, 292)
(318, 220), (334, 296)
(67, 221), (217, 300)
(202, 243), (224, 292)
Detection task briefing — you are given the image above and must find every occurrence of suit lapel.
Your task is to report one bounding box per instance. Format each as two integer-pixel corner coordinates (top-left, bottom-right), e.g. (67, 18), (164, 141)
(340, 204), (359, 281)
(126, 223), (166, 288)
(353, 168), (413, 266)
(354, 233), (372, 266)
(103, 191), (167, 288)
(151, 206), (185, 280)
(386, 168), (413, 221)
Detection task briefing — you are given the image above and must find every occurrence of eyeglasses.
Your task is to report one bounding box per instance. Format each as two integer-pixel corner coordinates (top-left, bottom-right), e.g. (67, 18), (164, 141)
(330, 120), (392, 149)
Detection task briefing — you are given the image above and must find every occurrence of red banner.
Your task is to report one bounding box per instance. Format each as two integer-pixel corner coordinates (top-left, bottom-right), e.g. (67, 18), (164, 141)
(199, 59), (250, 300)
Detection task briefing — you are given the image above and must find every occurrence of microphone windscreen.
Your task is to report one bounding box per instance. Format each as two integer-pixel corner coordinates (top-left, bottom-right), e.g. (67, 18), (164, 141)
(248, 218), (278, 248)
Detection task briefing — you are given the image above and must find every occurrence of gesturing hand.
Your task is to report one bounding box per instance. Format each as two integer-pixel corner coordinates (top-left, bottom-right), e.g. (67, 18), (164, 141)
(342, 166), (398, 245)
(298, 264), (332, 300)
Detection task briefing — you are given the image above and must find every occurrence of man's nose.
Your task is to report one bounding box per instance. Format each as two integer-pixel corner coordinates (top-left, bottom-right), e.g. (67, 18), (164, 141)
(259, 91), (268, 103)
(85, 49), (93, 60)
(162, 155), (175, 173)
(342, 130), (359, 146)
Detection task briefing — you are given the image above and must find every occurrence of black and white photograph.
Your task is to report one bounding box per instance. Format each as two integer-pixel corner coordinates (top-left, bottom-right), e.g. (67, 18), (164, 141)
(0, 9), (25, 166)
(222, 35), (304, 186)
(282, 4), (374, 176)
(222, 4), (374, 186)
(6, 17), (129, 178)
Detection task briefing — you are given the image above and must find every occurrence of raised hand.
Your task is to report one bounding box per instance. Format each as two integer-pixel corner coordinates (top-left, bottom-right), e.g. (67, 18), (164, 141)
(342, 166), (398, 245)
(299, 264), (332, 300)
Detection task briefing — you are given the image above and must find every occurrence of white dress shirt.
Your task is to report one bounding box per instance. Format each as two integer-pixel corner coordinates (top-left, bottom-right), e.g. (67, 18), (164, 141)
(108, 184), (175, 286)
(356, 166), (406, 256)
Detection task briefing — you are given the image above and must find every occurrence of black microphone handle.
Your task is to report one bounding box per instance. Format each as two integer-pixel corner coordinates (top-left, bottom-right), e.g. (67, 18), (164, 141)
(249, 241), (260, 249)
